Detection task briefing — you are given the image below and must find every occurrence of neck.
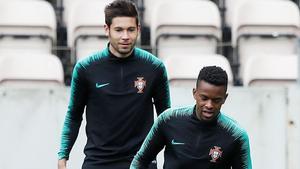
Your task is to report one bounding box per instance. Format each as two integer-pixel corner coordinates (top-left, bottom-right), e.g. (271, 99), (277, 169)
(109, 44), (133, 58)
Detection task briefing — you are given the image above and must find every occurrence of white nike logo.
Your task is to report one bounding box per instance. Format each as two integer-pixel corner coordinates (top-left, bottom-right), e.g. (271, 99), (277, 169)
(95, 83), (110, 88)
(171, 139), (185, 145)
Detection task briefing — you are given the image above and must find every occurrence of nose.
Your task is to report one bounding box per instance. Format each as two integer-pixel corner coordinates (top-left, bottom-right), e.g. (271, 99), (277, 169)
(205, 100), (214, 109)
(121, 30), (129, 39)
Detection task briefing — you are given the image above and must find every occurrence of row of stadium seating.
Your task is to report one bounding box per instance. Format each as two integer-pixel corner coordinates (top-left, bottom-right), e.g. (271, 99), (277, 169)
(0, 0), (299, 87)
(144, 0), (300, 87)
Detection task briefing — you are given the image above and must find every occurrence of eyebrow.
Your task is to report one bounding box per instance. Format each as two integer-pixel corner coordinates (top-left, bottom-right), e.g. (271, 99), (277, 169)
(113, 26), (137, 29)
(199, 93), (223, 100)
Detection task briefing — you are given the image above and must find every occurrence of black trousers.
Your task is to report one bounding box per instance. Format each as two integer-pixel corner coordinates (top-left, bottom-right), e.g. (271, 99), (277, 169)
(82, 159), (158, 169)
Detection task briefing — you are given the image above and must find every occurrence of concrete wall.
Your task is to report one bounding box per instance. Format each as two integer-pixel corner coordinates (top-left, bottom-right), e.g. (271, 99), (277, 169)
(0, 86), (299, 169)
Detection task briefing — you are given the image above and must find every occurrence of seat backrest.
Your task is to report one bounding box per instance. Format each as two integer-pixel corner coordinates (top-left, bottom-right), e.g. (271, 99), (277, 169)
(163, 54), (233, 88)
(239, 36), (298, 56)
(231, 0), (300, 82)
(0, 52), (64, 86)
(0, 0), (56, 53)
(144, 0), (210, 26)
(75, 37), (108, 61)
(237, 36), (298, 73)
(243, 54), (298, 87)
(157, 36), (219, 60)
(143, 0), (160, 26)
(67, 0), (112, 61)
(232, 0), (300, 47)
(62, 0), (81, 26)
(150, 0), (221, 55)
(0, 36), (54, 54)
(225, 0), (248, 27)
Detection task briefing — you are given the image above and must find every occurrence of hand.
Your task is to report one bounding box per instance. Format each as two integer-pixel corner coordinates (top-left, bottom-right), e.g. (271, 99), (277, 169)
(58, 159), (67, 169)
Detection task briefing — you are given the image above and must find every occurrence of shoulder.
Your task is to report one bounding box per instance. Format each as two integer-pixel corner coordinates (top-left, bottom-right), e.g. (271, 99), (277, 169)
(218, 113), (249, 140)
(74, 48), (109, 73)
(134, 48), (164, 68)
(77, 48), (109, 66)
(157, 106), (194, 123)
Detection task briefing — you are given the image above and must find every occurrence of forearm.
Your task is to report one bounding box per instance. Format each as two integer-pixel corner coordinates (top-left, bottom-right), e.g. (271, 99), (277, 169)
(131, 114), (166, 168)
(232, 133), (252, 169)
(58, 158), (67, 169)
(58, 112), (82, 159)
(130, 157), (149, 169)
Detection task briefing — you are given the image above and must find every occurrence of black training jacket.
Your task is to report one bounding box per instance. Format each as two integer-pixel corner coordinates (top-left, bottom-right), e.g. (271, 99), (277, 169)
(131, 106), (252, 169)
(58, 47), (171, 169)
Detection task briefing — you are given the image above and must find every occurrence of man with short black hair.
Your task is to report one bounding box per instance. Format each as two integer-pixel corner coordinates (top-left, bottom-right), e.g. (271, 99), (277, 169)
(130, 66), (252, 169)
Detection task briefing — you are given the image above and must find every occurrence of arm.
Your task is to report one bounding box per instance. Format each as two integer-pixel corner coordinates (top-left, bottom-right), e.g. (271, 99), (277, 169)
(58, 62), (88, 164)
(232, 131), (252, 169)
(58, 159), (67, 169)
(130, 112), (168, 169)
(153, 62), (171, 115)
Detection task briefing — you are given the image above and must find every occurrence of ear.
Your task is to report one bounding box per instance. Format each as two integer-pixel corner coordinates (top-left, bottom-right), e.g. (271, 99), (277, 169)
(137, 24), (141, 33)
(136, 24), (141, 37)
(192, 88), (197, 100)
(104, 24), (109, 36)
(223, 93), (228, 103)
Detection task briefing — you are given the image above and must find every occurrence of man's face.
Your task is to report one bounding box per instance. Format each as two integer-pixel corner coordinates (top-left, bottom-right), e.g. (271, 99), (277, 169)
(193, 80), (228, 121)
(104, 16), (140, 58)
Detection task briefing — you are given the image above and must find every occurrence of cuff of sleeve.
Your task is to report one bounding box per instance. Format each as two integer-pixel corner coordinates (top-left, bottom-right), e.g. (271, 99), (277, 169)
(58, 152), (69, 160)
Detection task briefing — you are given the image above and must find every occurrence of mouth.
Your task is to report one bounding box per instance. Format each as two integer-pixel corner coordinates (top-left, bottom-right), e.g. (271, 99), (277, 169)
(119, 43), (131, 47)
(202, 110), (214, 119)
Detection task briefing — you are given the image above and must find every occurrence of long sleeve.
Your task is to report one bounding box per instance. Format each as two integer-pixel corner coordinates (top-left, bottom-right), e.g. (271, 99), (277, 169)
(231, 131), (252, 169)
(152, 62), (171, 115)
(58, 62), (88, 160)
(130, 112), (168, 169)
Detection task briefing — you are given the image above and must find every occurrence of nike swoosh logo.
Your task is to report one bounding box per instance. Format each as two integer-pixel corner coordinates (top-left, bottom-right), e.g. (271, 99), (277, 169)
(96, 83), (110, 88)
(171, 139), (185, 145)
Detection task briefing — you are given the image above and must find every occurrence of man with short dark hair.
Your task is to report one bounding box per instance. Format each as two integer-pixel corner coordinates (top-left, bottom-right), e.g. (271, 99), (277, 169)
(130, 66), (252, 169)
(57, 0), (170, 169)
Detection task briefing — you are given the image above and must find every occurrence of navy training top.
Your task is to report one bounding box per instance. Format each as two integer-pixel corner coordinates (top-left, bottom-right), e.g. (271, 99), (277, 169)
(58, 47), (171, 169)
(131, 106), (252, 169)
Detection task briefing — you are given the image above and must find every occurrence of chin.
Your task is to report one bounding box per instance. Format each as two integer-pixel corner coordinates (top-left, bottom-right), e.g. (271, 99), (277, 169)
(202, 115), (217, 122)
(120, 48), (133, 54)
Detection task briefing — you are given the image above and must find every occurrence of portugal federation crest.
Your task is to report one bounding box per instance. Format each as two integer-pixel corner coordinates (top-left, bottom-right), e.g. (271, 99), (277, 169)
(134, 77), (146, 93)
(209, 146), (223, 163)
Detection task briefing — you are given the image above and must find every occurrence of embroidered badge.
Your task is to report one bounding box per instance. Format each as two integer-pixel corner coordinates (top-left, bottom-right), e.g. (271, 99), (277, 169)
(134, 77), (146, 93)
(209, 146), (223, 163)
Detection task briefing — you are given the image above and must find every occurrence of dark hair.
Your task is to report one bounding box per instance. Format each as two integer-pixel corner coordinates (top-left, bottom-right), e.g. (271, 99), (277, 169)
(196, 66), (228, 90)
(104, 0), (139, 27)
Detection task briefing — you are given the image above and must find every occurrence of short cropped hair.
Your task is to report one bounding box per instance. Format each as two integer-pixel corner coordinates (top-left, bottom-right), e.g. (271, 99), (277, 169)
(104, 0), (139, 27)
(196, 66), (228, 90)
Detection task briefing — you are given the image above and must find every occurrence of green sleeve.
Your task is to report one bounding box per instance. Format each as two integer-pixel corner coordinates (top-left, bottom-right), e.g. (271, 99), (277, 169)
(153, 62), (171, 115)
(58, 62), (88, 160)
(130, 109), (171, 168)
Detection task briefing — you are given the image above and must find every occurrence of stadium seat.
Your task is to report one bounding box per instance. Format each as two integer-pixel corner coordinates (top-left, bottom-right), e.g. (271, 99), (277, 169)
(150, 0), (221, 59)
(144, 0), (210, 26)
(231, 0), (300, 83)
(0, 52), (64, 86)
(143, 0), (159, 26)
(0, 0), (56, 54)
(225, 0), (247, 28)
(225, 0), (291, 27)
(67, 0), (113, 62)
(242, 54), (298, 87)
(62, 0), (81, 25)
(163, 54), (233, 88)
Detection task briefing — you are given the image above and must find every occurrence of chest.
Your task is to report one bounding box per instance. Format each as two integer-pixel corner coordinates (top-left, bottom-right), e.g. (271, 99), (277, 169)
(164, 122), (236, 165)
(86, 61), (157, 94)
